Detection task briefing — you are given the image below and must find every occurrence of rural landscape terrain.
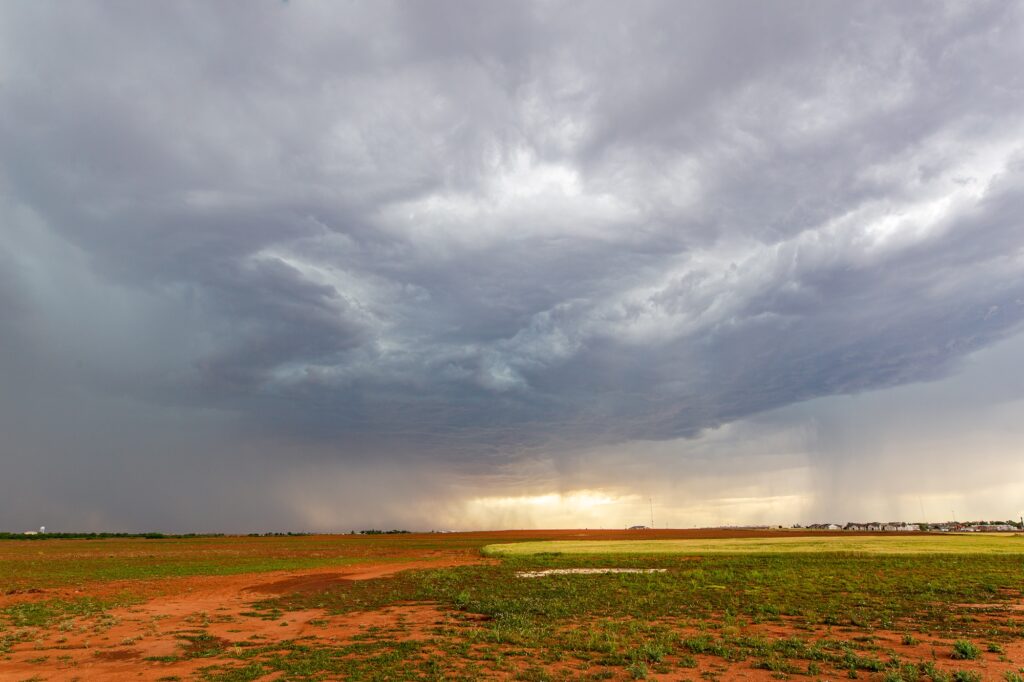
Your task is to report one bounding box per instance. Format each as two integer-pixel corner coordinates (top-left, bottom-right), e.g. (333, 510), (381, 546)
(4, 2), (1024, 680)
(2, 530), (1023, 681)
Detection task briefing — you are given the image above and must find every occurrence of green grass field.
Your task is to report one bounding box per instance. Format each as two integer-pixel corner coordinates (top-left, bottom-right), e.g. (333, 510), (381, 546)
(3, 533), (1023, 680)
(483, 534), (1024, 557)
(251, 549), (1024, 680)
(0, 534), (487, 592)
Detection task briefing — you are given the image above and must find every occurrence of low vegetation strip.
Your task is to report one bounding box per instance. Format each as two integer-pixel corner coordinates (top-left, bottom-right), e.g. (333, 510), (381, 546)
(516, 568), (668, 577)
(483, 534), (1024, 556)
(0, 534), (485, 592)
(246, 552), (1024, 680)
(2, 534), (1022, 679)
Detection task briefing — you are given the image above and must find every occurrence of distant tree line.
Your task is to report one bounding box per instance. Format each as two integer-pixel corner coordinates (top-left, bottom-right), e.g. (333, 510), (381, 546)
(0, 532), (225, 541)
(0, 530), (416, 540)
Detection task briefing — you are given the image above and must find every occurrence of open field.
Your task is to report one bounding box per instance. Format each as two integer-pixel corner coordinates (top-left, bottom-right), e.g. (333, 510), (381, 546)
(483, 534), (1024, 557)
(0, 534), (491, 592)
(1, 530), (1023, 681)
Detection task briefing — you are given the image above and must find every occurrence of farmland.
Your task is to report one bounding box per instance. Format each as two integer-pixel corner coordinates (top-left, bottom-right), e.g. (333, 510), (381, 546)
(1, 531), (1023, 680)
(483, 534), (1024, 557)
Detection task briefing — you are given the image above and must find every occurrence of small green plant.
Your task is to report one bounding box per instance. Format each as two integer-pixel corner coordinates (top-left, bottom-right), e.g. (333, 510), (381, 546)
(626, 660), (648, 679)
(902, 634), (919, 645)
(678, 654), (698, 668)
(951, 640), (981, 660)
(951, 671), (981, 682)
(884, 663), (923, 682)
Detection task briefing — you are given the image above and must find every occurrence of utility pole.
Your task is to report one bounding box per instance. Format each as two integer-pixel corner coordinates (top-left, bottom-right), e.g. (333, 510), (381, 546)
(649, 497), (655, 529)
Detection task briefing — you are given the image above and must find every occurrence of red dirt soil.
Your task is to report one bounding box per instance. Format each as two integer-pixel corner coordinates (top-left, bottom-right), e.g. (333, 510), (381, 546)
(0, 529), (880, 610)
(0, 557), (479, 681)
(2, 530), (1018, 681)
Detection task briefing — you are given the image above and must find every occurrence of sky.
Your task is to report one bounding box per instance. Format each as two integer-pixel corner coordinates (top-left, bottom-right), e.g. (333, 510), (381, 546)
(1, 1), (1023, 532)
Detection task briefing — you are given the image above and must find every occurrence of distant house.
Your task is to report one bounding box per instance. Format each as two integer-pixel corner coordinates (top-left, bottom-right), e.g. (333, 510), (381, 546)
(627, 525), (650, 530)
(972, 524), (1014, 532)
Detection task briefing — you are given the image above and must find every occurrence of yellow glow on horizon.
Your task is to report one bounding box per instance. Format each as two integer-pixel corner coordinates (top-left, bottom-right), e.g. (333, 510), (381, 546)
(458, 488), (812, 530)
(461, 490), (643, 528)
(467, 490), (637, 510)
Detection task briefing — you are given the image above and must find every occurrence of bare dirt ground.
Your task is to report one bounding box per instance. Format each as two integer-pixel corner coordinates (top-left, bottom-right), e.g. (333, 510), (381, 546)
(0, 556), (482, 681)
(0, 529), (855, 612)
(2, 530), (1021, 680)
(6, 572), (1021, 680)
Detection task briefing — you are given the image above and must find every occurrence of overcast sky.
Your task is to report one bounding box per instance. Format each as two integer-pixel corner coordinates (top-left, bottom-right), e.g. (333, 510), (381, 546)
(2, 1), (1023, 532)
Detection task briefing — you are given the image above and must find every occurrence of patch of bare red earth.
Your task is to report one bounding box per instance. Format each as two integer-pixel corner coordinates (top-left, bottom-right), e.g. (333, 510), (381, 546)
(734, 620), (1024, 681)
(2, 531), (1019, 681)
(0, 557), (481, 681)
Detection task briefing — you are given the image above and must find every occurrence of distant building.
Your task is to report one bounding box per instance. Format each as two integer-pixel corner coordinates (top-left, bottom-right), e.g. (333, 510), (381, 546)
(806, 519), (980, 533)
(879, 523), (919, 532)
(627, 525), (650, 530)
(971, 524), (1014, 532)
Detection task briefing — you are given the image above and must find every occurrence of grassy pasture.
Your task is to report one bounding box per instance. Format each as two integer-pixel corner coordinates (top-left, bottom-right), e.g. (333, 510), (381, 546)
(484, 533), (1024, 557)
(0, 534), (486, 592)
(2, 532), (1023, 680)
(251, 550), (1024, 680)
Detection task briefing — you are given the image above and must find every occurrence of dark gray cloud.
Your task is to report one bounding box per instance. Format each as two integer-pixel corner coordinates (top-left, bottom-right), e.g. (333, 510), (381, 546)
(2, 1), (1023, 530)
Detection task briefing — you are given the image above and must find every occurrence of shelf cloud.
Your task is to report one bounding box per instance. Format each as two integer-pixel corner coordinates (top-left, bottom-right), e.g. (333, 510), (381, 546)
(2, 1), (1023, 530)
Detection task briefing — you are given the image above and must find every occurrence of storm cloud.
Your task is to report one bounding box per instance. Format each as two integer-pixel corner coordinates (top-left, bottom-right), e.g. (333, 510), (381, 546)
(2, 1), (1023, 530)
